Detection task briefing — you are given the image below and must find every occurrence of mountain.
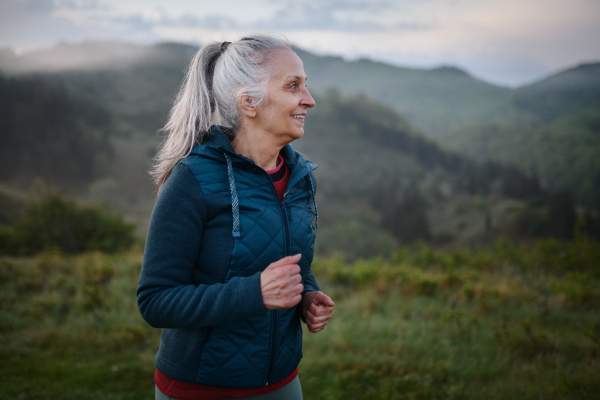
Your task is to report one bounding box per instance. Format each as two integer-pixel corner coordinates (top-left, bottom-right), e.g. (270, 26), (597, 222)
(512, 63), (600, 121)
(0, 41), (194, 73)
(1, 40), (591, 257)
(0, 42), (514, 138)
(295, 48), (513, 137)
(0, 74), (114, 191)
(439, 62), (600, 207)
(0, 42), (196, 135)
(0, 42), (548, 256)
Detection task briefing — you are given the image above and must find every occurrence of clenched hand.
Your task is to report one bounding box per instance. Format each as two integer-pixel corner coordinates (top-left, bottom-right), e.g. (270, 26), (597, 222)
(260, 254), (304, 310)
(301, 291), (334, 333)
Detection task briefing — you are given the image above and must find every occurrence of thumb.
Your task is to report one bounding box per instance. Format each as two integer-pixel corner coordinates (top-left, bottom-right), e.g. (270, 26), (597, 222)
(322, 296), (335, 307)
(269, 253), (302, 269)
(283, 253), (301, 265)
(315, 292), (335, 307)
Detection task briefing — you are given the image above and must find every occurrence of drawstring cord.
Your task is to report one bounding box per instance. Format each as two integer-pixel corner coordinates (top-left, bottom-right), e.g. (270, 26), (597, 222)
(308, 174), (319, 229)
(226, 152), (318, 235)
(224, 154), (241, 237)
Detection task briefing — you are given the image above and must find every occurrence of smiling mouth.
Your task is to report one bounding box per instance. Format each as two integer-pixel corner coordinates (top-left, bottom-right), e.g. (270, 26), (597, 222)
(292, 115), (305, 121)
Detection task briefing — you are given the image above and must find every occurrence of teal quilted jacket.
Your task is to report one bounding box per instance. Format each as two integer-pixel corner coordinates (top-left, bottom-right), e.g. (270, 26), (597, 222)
(137, 125), (320, 387)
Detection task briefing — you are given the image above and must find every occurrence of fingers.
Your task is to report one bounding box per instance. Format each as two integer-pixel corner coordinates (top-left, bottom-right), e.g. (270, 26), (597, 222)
(305, 305), (334, 324)
(301, 291), (334, 333)
(320, 295), (335, 307)
(307, 323), (328, 333)
(306, 312), (332, 333)
(304, 305), (333, 333)
(310, 292), (335, 308)
(307, 305), (334, 319)
(260, 255), (304, 310)
(267, 253), (301, 269)
(306, 315), (331, 330)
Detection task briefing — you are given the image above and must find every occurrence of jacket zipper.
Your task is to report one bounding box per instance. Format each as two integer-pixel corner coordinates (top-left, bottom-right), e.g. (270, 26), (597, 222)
(265, 310), (277, 386)
(264, 176), (292, 386)
(220, 147), (315, 386)
(280, 201), (291, 255)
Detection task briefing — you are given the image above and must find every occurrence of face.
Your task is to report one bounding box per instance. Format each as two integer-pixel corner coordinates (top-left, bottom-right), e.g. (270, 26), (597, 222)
(253, 49), (316, 142)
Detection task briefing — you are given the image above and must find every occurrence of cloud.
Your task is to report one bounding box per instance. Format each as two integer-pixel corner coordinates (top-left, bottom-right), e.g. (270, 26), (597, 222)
(1, 0), (598, 86)
(0, 1), (78, 50)
(54, 0), (110, 11)
(248, 0), (432, 32)
(0, 0), (157, 50)
(1, 0), (54, 14)
(0, 0), (432, 52)
(53, 0), (431, 36)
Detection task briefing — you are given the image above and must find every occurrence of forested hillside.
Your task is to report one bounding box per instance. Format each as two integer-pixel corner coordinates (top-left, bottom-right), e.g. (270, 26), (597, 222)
(440, 63), (600, 207)
(299, 92), (546, 257)
(0, 41), (595, 257)
(0, 74), (114, 191)
(0, 41), (516, 138)
(3, 42), (595, 210)
(295, 48), (514, 137)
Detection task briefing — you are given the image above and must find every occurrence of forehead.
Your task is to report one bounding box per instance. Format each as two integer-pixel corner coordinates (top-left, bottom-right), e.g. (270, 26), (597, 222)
(268, 49), (306, 80)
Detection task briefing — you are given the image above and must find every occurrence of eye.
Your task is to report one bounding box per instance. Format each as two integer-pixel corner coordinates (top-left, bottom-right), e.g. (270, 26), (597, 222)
(290, 82), (299, 90)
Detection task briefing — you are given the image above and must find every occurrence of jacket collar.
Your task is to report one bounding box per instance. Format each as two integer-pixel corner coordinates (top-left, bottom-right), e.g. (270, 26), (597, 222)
(199, 125), (317, 174)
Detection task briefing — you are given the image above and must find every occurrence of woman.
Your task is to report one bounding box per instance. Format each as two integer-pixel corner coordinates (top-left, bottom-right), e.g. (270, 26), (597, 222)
(137, 34), (334, 400)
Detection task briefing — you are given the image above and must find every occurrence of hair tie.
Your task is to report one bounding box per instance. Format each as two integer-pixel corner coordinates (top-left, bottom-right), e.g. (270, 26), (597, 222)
(220, 41), (231, 53)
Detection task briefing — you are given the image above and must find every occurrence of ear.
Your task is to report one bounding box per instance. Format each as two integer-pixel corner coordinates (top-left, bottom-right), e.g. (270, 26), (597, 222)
(239, 94), (257, 118)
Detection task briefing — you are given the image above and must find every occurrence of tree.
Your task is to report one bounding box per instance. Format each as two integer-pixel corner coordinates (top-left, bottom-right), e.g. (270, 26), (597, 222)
(547, 190), (576, 240)
(0, 193), (136, 255)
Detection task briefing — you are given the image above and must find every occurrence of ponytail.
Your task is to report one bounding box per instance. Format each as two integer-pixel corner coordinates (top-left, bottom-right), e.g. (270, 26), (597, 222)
(151, 34), (291, 190)
(151, 42), (221, 189)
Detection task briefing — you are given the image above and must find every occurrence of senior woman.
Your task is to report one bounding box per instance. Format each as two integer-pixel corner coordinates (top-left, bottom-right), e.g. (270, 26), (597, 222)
(137, 34), (334, 400)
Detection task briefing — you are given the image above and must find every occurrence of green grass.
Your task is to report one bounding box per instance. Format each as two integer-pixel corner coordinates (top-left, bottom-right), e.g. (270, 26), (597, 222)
(0, 250), (159, 399)
(1, 238), (599, 399)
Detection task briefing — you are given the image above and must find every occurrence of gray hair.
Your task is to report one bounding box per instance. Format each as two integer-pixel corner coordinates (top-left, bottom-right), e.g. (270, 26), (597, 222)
(152, 33), (292, 188)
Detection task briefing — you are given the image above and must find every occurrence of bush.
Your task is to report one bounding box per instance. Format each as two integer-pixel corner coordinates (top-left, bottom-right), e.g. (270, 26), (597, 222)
(0, 193), (135, 255)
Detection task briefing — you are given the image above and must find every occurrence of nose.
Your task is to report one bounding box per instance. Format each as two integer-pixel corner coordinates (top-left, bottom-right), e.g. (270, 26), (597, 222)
(302, 87), (316, 108)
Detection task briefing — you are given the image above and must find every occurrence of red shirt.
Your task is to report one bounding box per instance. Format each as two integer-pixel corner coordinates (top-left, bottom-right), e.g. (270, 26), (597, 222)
(155, 368), (298, 400)
(267, 153), (290, 202)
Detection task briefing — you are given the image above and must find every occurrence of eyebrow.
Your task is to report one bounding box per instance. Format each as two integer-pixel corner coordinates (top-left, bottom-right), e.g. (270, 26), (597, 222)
(285, 75), (307, 81)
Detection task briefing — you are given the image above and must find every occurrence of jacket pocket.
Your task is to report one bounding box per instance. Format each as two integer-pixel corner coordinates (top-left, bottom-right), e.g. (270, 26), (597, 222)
(196, 316), (271, 387)
(156, 328), (209, 381)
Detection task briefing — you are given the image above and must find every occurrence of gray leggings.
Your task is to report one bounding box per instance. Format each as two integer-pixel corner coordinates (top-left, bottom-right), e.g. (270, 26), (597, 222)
(155, 376), (303, 400)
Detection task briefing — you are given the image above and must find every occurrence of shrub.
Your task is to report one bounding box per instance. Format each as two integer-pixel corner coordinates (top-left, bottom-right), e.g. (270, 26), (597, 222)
(1, 193), (135, 255)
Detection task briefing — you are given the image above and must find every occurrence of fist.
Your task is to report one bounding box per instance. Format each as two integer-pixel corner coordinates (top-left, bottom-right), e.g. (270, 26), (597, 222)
(260, 254), (304, 310)
(301, 291), (334, 333)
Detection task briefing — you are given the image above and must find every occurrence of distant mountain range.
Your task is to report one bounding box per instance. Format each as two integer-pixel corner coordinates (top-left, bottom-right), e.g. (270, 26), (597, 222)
(295, 48), (514, 137)
(0, 40), (597, 255)
(0, 42), (518, 137)
(295, 48), (600, 207)
(439, 63), (600, 207)
(2, 42), (597, 135)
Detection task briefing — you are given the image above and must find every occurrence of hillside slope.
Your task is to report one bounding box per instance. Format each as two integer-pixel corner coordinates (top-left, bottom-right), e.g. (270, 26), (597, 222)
(2, 41), (574, 256)
(0, 41), (513, 138)
(0, 74), (114, 191)
(440, 62), (600, 206)
(295, 49), (513, 137)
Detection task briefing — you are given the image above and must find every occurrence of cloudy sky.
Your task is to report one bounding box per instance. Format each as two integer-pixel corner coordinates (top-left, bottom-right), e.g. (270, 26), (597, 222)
(1, 0), (599, 87)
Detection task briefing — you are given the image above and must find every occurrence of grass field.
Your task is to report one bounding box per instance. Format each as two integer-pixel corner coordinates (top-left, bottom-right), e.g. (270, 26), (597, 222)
(1, 237), (599, 399)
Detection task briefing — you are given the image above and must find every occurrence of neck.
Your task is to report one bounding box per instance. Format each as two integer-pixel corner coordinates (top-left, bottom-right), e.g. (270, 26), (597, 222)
(230, 127), (286, 171)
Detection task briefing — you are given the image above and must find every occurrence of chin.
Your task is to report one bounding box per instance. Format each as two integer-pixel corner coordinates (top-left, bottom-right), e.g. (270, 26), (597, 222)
(290, 130), (304, 141)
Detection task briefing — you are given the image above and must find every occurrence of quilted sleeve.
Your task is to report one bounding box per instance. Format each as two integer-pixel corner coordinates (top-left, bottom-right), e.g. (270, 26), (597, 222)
(137, 163), (267, 329)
